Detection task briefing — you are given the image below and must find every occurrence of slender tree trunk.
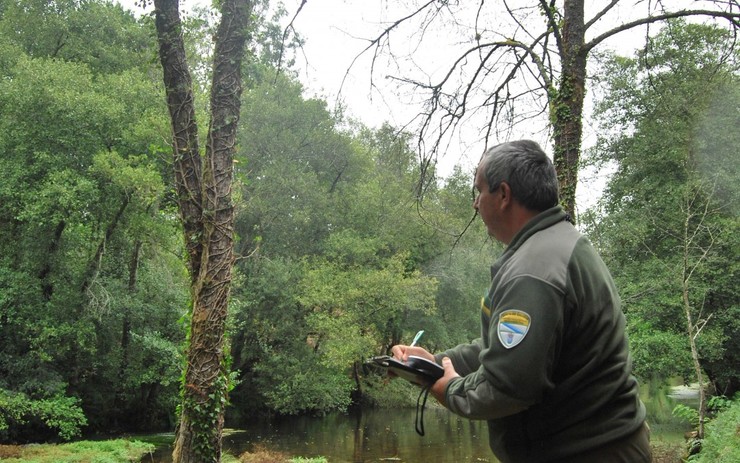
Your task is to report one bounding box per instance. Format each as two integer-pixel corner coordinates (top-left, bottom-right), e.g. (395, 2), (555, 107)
(114, 240), (141, 426)
(682, 279), (706, 438)
(681, 199), (707, 439)
(154, 0), (253, 461)
(552, 0), (587, 221)
(81, 195), (130, 294)
(39, 220), (66, 300)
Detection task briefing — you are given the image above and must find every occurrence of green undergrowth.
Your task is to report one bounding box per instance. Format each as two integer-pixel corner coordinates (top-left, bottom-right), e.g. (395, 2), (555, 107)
(0, 439), (154, 462)
(692, 398), (740, 463)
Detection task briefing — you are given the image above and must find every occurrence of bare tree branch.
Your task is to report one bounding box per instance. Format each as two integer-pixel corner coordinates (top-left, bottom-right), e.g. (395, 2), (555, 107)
(585, 0), (620, 31)
(338, 0), (439, 101)
(538, 0), (564, 54)
(276, 0), (307, 76)
(586, 9), (740, 53)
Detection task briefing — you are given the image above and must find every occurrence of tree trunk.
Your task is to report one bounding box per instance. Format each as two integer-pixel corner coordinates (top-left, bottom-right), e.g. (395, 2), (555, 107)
(114, 240), (141, 427)
(683, 280), (706, 439)
(39, 220), (66, 300)
(552, 0), (587, 221)
(681, 198), (707, 439)
(81, 194), (129, 294)
(153, 0), (203, 281)
(154, 0), (253, 461)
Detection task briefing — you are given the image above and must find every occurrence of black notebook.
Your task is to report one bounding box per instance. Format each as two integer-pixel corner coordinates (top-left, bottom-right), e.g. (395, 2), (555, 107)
(368, 355), (444, 386)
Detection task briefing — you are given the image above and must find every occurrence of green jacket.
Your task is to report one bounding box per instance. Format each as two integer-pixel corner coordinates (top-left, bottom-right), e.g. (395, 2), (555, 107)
(436, 206), (646, 463)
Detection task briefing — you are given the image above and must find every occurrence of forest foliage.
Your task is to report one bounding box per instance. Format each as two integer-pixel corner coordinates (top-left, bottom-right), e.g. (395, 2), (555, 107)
(0, 0), (737, 446)
(583, 20), (739, 398)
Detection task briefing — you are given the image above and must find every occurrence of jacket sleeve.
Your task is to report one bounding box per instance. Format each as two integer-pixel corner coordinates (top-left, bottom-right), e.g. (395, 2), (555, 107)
(435, 337), (484, 376)
(444, 275), (566, 420)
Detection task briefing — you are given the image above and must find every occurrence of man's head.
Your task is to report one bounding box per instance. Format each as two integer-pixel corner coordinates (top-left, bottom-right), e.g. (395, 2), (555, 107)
(473, 140), (559, 243)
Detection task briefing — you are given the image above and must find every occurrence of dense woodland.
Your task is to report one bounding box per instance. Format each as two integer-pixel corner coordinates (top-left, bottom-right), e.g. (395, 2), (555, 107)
(0, 0), (737, 447)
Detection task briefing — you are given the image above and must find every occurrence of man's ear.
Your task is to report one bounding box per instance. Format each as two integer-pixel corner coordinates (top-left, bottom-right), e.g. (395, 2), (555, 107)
(499, 182), (512, 208)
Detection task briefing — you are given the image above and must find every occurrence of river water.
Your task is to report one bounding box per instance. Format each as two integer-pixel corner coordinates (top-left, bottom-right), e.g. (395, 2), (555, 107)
(147, 407), (494, 463)
(144, 383), (696, 462)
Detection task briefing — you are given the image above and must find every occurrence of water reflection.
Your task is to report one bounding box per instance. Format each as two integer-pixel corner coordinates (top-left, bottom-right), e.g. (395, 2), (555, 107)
(231, 408), (494, 463)
(147, 383), (697, 462)
(150, 408), (496, 462)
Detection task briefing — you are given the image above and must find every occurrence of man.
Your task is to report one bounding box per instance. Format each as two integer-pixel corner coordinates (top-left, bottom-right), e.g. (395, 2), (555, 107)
(392, 140), (651, 462)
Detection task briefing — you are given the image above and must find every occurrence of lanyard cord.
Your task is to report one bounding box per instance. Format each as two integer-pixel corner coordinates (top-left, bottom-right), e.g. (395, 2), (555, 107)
(415, 384), (432, 436)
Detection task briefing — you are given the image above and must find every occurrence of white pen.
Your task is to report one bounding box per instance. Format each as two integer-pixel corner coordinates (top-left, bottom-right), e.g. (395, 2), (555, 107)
(409, 329), (424, 347)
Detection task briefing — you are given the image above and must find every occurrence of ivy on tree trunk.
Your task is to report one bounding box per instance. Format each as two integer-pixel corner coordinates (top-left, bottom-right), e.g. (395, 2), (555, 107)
(153, 0), (253, 461)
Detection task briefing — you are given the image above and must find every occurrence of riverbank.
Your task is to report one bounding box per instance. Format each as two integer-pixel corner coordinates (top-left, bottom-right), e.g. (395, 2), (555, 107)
(0, 441), (330, 463)
(0, 439), (685, 462)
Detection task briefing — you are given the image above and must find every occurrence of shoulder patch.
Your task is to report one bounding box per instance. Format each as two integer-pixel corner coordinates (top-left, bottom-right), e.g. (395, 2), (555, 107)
(497, 310), (531, 349)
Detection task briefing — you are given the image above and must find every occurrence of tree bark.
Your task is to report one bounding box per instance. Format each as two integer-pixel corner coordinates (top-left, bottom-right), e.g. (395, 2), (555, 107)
(154, 0), (253, 461)
(153, 0), (203, 281)
(552, 0), (587, 220)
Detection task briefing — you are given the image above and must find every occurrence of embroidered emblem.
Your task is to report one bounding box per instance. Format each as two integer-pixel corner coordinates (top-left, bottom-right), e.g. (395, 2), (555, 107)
(497, 310), (531, 349)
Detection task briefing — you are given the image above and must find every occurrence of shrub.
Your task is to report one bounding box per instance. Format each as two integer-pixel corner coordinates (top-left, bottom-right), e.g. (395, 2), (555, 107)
(694, 397), (740, 463)
(0, 389), (87, 442)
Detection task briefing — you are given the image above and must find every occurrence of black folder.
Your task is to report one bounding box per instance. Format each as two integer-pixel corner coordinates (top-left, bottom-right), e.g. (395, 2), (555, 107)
(368, 355), (444, 386)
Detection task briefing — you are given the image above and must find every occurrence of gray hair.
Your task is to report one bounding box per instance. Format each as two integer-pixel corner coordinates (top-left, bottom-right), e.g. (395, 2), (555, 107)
(479, 140), (559, 212)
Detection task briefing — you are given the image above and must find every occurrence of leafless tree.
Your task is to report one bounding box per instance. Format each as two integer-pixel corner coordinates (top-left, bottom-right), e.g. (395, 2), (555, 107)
(350, 0), (739, 220)
(679, 181), (722, 439)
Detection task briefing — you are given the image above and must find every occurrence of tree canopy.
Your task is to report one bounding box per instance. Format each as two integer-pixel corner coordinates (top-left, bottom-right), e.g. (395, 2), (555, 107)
(585, 21), (740, 397)
(0, 0), (490, 443)
(0, 0), (184, 440)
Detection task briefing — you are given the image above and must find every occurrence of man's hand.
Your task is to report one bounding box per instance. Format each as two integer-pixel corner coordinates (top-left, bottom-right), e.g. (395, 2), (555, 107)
(431, 357), (460, 407)
(390, 344), (435, 363)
